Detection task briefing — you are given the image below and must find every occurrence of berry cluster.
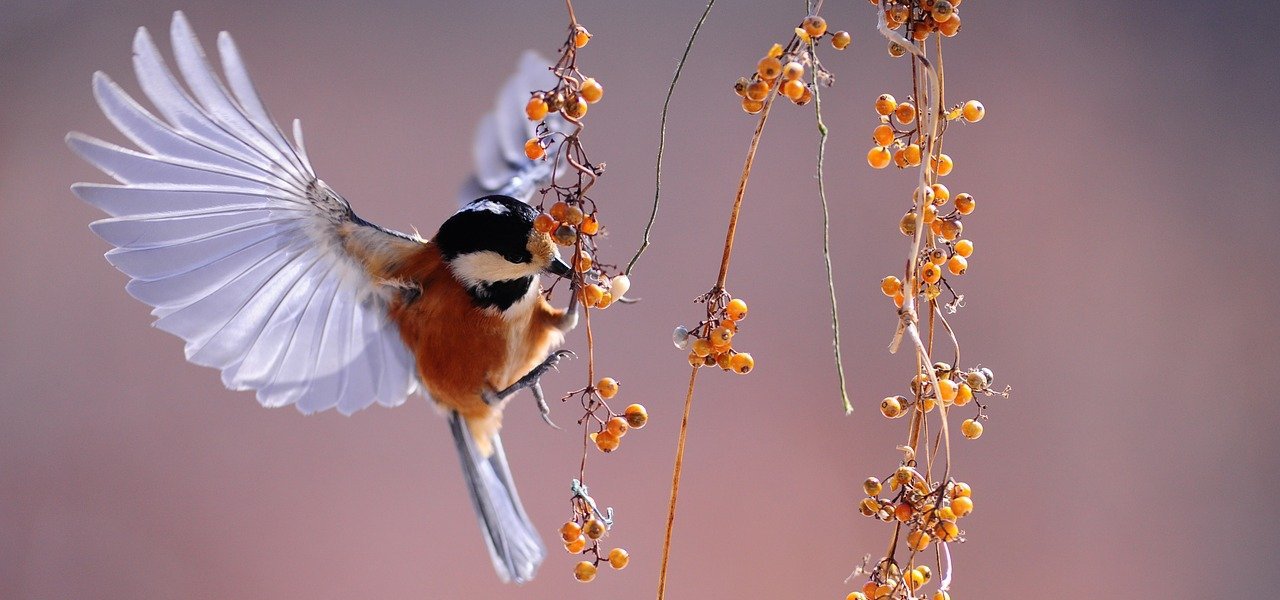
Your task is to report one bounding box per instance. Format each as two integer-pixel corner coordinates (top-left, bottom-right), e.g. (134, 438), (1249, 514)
(731, 15), (850, 114)
(673, 294), (753, 375)
(874, 0), (964, 50)
(877, 363), (997, 435)
(559, 478), (634, 582)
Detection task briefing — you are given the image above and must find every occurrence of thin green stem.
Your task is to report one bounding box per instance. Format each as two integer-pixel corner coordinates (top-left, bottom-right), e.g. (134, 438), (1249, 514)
(626, 0), (716, 276)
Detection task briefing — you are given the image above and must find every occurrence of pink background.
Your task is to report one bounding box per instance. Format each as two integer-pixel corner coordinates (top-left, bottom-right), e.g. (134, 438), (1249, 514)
(3, 1), (1278, 598)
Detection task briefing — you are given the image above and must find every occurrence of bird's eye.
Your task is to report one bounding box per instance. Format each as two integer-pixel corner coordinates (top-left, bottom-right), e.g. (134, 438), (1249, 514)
(504, 252), (525, 264)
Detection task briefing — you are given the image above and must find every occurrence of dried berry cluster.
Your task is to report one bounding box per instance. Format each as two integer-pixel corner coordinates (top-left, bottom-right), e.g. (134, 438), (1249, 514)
(731, 15), (850, 114)
(673, 295), (753, 375)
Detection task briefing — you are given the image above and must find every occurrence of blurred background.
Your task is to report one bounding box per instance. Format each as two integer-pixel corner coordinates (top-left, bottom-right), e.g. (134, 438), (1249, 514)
(3, 1), (1279, 598)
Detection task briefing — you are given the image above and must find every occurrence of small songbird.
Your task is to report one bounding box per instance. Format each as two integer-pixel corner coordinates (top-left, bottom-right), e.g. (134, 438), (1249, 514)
(68, 12), (578, 583)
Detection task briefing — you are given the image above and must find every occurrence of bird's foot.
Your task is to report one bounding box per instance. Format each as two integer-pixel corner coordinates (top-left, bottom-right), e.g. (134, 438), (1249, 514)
(487, 350), (576, 427)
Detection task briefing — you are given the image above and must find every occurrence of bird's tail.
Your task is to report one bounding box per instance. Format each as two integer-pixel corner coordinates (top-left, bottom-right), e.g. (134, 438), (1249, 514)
(448, 410), (545, 584)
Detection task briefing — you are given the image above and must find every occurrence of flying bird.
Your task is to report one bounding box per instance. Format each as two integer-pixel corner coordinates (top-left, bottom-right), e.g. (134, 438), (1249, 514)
(67, 11), (577, 584)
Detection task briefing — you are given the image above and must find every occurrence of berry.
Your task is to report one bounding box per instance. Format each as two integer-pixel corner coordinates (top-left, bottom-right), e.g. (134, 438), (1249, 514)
(832, 30), (851, 49)
(782, 79), (806, 101)
(746, 79), (769, 102)
(726, 298), (749, 320)
(526, 96), (549, 121)
(895, 102), (917, 125)
(954, 382), (974, 406)
(583, 519), (606, 540)
(710, 326), (734, 346)
(931, 183), (950, 204)
(573, 560), (597, 582)
(524, 138), (544, 160)
(757, 56), (783, 80)
(782, 61), (805, 81)
(596, 377), (619, 399)
(933, 153), (954, 176)
(951, 495), (974, 517)
(573, 27), (592, 48)
(903, 143), (922, 166)
(533, 212), (556, 234)
(954, 193), (975, 215)
(880, 396), (903, 418)
(932, 0), (956, 22)
(624, 404), (648, 429)
(608, 548), (630, 570)
(951, 482), (972, 498)
(606, 416), (629, 438)
(691, 338), (713, 357)
(900, 211), (918, 237)
(937, 379), (959, 402)
(921, 262), (942, 284)
(565, 535), (587, 553)
(582, 284), (605, 307)
(894, 502), (913, 522)
(561, 521), (582, 542)
(549, 201), (569, 221)
(934, 592), (951, 600)
(729, 352), (754, 374)
(867, 146), (892, 169)
(907, 529), (931, 551)
(580, 214), (600, 235)
(742, 97), (765, 115)
(563, 95), (588, 119)
(947, 255), (968, 275)
(687, 352), (703, 368)
(553, 224), (576, 246)
(858, 497), (880, 516)
(875, 94), (897, 116)
(935, 520), (960, 541)
(574, 251), (592, 273)
(863, 476), (883, 496)
(595, 430), (620, 452)
(927, 248), (947, 265)
(962, 100), (985, 122)
(961, 418), (983, 439)
(939, 219), (963, 241)
(874, 124), (895, 146)
(881, 276), (902, 297)
(847, 593), (868, 600)
(802, 15), (828, 37)
(610, 274), (631, 298)
(938, 13), (962, 37)
(580, 78), (603, 103)
(954, 239), (973, 257)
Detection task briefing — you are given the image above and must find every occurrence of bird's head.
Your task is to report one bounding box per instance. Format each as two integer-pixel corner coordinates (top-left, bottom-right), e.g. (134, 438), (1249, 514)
(435, 196), (571, 307)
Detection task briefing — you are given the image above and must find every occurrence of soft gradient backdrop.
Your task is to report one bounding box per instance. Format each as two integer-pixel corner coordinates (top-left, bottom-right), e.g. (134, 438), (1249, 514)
(3, 1), (1278, 598)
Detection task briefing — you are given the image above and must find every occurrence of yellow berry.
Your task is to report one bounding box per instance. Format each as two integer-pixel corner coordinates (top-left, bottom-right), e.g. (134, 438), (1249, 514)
(947, 255), (967, 275)
(900, 211), (918, 237)
(951, 482), (972, 498)
(954, 382), (973, 406)
(561, 521), (582, 542)
(847, 593), (868, 600)
(937, 379), (958, 402)
(863, 477), (882, 496)
(933, 153), (954, 176)
(880, 396), (904, 418)
(729, 352), (754, 374)
(832, 30), (852, 49)
(962, 100), (985, 122)
(608, 547), (630, 570)
(526, 96), (549, 121)
(951, 495), (974, 517)
(581, 284), (605, 307)
(934, 592), (951, 600)
(935, 520), (960, 541)
(881, 276), (902, 297)
(961, 418), (983, 439)
(573, 560), (597, 582)
(565, 535), (587, 553)
(573, 27), (592, 48)
(954, 193), (975, 215)
(624, 404), (648, 428)
(524, 138), (544, 160)
(767, 43), (784, 59)
(920, 262), (942, 284)
(906, 567), (925, 590)
(922, 203), (938, 224)
(875, 93), (897, 116)
(858, 497), (879, 517)
(936, 506), (957, 521)
(954, 239), (973, 257)
(782, 61), (805, 81)
(726, 298), (749, 320)
(917, 565), (932, 582)
(711, 326), (733, 346)
(873, 124), (895, 147)
(757, 56), (783, 80)
(895, 102), (917, 125)
(580, 78), (603, 103)
(596, 377), (619, 399)
(691, 338), (712, 357)
(903, 143), (922, 166)
(907, 529), (931, 551)
(931, 183), (950, 204)
(802, 14), (828, 37)
(595, 430), (620, 452)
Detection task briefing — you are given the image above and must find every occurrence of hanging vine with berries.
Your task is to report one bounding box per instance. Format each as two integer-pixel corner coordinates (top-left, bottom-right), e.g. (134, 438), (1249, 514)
(521, 0), (649, 584)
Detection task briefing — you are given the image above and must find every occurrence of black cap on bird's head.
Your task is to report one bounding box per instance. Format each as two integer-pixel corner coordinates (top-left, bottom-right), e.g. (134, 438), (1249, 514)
(435, 196), (571, 302)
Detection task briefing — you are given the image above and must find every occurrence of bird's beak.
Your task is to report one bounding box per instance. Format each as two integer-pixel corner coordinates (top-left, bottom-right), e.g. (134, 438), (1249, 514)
(545, 255), (572, 278)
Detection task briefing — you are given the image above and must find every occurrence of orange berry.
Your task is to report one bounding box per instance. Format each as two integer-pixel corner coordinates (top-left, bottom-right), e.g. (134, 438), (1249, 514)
(581, 284), (605, 307)
(895, 102), (917, 124)
(691, 338), (713, 357)
(553, 224), (576, 246)
(526, 96), (549, 121)
(954, 193), (975, 215)
(935, 520), (960, 541)
(932, 0), (956, 22)
(726, 298), (749, 320)
(624, 403), (648, 429)
(937, 379), (958, 402)
(596, 377), (619, 399)
(922, 203), (938, 224)
(903, 143), (922, 166)
(931, 183), (950, 204)
(561, 521), (582, 542)
(832, 30), (851, 49)
(921, 262), (942, 284)
(583, 519), (605, 540)
(524, 138), (544, 160)
(573, 560), (597, 582)
(549, 201), (569, 221)
(595, 430), (620, 452)
(580, 214), (600, 235)
(951, 495), (974, 517)
(906, 567), (926, 590)
(893, 291), (905, 308)
(608, 548), (630, 570)
(715, 352), (733, 370)
(757, 56), (783, 80)
(907, 529), (931, 551)
(873, 124), (895, 147)
(900, 211), (918, 237)
(954, 382), (974, 406)
(687, 352), (703, 368)
(795, 86), (813, 106)
(782, 61), (805, 81)
(951, 482), (972, 498)
(565, 535), (587, 553)
(847, 593), (868, 600)
(710, 326), (733, 346)
(961, 418), (983, 439)
(881, 276), (902, 297)
(938, 12), (962, 37)
(940, 219), (963, 241)
(782, 79), (806, 101)
(533, 212), (556, 234)
(954, 239), (973, 257)
(864, 477), (883, 496)
(934, 592), (951, 600)
(880, 396), (903, 418)
(563, 95), (588, 119)
(802, 14), (828, 37)
(580, 78), (603, 103)
(894, 502), (914, 522)
(729, 352), (754, 374)
(911, 20), (931, 41)
(875, 93), (897, 116)
(741, 97), (765, 115)
(947, 255), (968, 275)
(962, 100), (985, 122)
(573, 27), (592, 48)
(867, 146), (892, 169)
(858, 497), (879, 517)
(606, 416), (629, 438)
(563, 206), (585, 228)
(933, 153), (954, 176)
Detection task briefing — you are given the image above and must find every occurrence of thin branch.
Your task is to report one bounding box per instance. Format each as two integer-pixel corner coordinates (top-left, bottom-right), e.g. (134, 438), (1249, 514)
(655, 367), (699, 600)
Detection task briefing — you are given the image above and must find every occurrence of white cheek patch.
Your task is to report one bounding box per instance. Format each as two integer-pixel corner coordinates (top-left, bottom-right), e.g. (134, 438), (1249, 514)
(449, 250), (538, 286)
(462, 199), (510, 215)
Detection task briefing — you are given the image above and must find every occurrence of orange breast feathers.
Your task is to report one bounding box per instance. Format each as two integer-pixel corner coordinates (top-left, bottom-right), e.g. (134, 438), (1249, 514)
(365, 241), (568, 454)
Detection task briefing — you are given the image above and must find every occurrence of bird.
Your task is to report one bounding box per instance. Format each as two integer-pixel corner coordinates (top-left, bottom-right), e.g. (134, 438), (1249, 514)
(67, 11), (579, 584)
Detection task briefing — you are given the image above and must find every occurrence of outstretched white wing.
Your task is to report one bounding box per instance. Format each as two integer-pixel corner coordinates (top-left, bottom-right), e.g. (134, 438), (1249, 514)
(69, 11), (420, 415)
(460, 51), (567, 205)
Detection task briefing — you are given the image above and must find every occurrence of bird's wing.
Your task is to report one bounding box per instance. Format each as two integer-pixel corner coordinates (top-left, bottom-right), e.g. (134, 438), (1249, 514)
(69, 11), (421, 415)
(459, 51), (567, 205)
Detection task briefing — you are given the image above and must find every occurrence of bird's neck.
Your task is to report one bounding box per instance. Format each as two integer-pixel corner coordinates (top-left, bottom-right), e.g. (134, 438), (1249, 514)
(467, 276), (535, 313)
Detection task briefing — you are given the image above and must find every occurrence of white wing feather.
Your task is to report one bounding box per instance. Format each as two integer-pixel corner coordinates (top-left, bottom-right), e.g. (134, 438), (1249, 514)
(461, 51), (566, 204)
(70, 11), (419, 415)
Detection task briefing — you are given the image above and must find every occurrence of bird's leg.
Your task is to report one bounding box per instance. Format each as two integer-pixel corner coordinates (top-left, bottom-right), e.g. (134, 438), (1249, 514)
(482, 350), (576, 427)
(558, 279), (580, 333)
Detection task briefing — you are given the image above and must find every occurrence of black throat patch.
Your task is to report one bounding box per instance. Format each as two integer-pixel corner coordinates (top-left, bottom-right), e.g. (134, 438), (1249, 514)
(468, 276), (534, 312)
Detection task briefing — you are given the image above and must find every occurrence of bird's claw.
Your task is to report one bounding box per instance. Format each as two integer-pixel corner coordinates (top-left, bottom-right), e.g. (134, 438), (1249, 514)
(532, 382), (560, 429)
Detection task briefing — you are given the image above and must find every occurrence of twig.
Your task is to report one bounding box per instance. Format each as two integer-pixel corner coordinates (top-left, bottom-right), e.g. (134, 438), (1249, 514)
(655, 367), (699, 600)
